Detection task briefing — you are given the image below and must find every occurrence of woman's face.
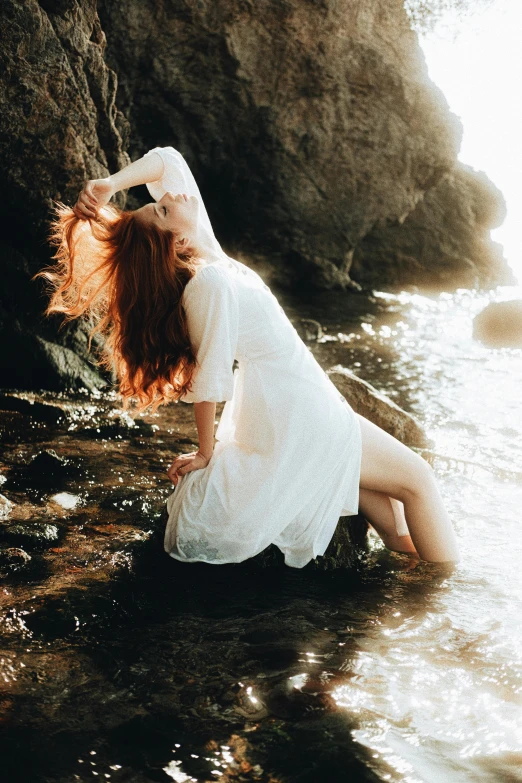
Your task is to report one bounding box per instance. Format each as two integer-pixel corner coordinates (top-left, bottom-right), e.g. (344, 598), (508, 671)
(134, 191), (199, 238)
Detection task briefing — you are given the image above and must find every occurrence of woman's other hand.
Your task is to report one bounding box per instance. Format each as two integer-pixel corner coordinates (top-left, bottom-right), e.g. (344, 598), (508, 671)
(167, 450), (211, 486)
(73, 178), (115, 219)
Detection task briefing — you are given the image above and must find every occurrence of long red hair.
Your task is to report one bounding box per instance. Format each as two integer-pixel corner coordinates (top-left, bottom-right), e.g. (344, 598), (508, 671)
(32, 203), (201, 414)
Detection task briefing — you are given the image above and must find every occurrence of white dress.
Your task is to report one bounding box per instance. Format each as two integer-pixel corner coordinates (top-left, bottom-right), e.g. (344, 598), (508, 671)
(165, 259), (362, 568)
(143, 146), (409, 569)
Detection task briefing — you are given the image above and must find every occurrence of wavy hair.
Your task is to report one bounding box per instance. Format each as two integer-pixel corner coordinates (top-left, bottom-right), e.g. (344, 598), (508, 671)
(32, 203), (201, 414)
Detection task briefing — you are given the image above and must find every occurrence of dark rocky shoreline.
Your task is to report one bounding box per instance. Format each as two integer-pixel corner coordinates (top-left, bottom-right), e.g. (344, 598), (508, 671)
(0, 289), (453, 783)
(1, 2), (510, 777)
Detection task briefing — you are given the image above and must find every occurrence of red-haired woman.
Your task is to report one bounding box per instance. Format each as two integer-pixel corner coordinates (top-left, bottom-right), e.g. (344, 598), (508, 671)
(36, 146), (460, 567)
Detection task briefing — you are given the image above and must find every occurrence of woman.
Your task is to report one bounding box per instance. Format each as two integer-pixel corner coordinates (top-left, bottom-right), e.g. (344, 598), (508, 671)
(37, 145), (460, 568)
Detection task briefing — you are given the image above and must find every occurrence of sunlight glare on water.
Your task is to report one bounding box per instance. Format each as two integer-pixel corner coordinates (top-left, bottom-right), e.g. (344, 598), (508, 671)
(330, 285), (522, 782)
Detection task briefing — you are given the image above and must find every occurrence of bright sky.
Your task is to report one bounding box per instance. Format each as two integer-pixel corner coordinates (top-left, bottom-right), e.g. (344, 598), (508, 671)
(418, 0), (522, 283)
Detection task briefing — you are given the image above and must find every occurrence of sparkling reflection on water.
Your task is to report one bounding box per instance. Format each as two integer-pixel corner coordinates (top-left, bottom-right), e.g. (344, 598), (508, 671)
(2, 284), (522, 783)
(320, 284), (522, 782)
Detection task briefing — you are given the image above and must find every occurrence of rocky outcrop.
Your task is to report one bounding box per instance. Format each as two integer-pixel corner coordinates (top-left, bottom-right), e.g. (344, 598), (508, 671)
(352, 163), (514, 291)
(99, 0), (483, 291)
(1, 0), (512, 392)
(473, 300), (522, 347)
(327, 365), (430, 448)
(0, 0), (128, 392)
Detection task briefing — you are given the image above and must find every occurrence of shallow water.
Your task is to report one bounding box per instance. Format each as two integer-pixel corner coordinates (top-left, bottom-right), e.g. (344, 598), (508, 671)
(1, 283), (521, 782)
(294, 283), (522, 782)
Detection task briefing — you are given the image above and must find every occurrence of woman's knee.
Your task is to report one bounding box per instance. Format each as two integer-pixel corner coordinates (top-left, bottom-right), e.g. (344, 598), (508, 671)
(358, 413), (433, 498)
(397, 454), (435, 502)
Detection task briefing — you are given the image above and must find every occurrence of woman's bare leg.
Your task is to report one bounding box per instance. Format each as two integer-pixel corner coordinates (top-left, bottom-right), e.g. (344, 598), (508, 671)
(359, 488), (419, 555)
(357, 414), (460, 563)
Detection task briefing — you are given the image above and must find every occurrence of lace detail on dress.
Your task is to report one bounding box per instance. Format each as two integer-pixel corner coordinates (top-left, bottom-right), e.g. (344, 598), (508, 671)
(178, 536), (220, 560)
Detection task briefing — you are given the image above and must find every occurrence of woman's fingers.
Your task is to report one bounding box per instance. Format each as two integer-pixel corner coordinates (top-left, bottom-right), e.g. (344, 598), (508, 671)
(167, 456), (191, 482)
(72, 183), (100, 220)
(73, 178), (115, 220)
(73, 200), (94, 220)
(76, 193), (97, 218)
(166, 452), (206, 485)
(80, 192), (97, 210)
(84, 183), (98, 205)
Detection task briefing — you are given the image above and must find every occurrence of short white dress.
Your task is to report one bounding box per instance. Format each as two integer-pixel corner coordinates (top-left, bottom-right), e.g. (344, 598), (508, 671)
(164, 259), (362, 568)
(143, 146), (408, 569)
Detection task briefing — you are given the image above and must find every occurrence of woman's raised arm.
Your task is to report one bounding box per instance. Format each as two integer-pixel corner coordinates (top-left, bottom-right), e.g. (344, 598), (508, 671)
(108, 151), (165, 194)
(74, 151), (166, 219)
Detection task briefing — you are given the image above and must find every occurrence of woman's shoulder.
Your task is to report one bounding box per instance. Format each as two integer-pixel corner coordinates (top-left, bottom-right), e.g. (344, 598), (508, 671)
(182, 261), (235, 297)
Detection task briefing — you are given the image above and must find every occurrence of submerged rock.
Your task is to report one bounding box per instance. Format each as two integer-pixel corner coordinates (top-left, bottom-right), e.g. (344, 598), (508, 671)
(0, 546), (32, 578)
(0, 394), (66, 424)
(264, 680), (339, 720)
(0, 522), (63, 551)
(473, 300), (522, 348)
(3, 448), (81, 494)
(327, 365), (430, 448)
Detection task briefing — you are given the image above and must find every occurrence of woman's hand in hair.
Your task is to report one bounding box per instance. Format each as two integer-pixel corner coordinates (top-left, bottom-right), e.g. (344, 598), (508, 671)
(73, 178), (115, 219)
(167, 450), (212, 486)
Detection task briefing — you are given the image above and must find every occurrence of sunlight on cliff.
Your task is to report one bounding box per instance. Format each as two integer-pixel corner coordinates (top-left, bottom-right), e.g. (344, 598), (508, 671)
(418, 0), (522, 282)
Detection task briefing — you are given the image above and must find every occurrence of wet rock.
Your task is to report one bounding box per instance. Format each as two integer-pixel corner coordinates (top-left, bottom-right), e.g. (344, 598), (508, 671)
(235, 509), (368, 572)
(77, 417), (155, 439)
(328, 365), (430, 448)
(30, 449), (77, 486)
(3, 448), (81, 494)
(318, 513), (369, 570)
(0, 522), (63, 551)
(0, 394), (66, 424)
(0, 494), (14, 519)
(32, 337), (109, 393)
(28, 449), (74, 478)
(473, 300), (522, 348)
(298, 319), (324, 342)
(0, 547), (32, 577)
(264, 680), (339, 720)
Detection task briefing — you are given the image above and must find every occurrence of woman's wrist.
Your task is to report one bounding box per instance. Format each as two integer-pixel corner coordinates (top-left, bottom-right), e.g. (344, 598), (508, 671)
(193, 401), (216, 463)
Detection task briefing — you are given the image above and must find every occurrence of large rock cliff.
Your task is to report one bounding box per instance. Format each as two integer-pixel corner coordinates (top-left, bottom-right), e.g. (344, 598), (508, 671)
(0, 0), (512, 391)
(0, 0), (128, 392)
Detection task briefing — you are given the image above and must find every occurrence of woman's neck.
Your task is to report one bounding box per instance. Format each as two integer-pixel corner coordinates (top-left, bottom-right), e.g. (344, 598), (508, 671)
(191, 224), (223, 264)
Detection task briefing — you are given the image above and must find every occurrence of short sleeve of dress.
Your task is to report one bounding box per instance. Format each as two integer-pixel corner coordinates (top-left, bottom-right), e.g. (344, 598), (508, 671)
(143, 147), (187, 202)
(180, 264), (239, 404)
